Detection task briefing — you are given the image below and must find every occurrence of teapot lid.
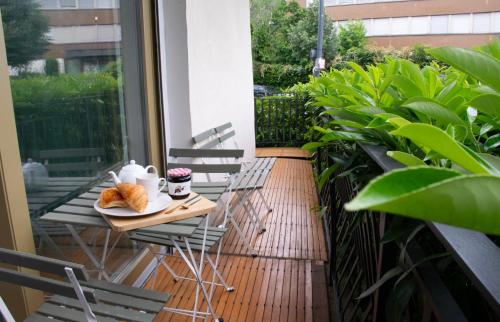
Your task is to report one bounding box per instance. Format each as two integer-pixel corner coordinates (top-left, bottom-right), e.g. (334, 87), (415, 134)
(121, 160), (145, 173)
(23, 158), (44, 169)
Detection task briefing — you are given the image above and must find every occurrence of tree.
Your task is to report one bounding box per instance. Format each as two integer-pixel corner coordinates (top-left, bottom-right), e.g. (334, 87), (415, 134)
(0, 0), (50, 67)
(338, 20), (366, 55)
(287, 1), (337, 66)
(251, 0), (336, 66)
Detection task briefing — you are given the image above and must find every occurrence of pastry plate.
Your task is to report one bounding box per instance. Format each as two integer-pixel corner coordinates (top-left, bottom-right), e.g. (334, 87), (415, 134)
(94, 193), (173, 217)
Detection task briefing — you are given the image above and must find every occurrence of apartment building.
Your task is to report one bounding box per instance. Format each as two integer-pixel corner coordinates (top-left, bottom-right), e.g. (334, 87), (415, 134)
(300, 0), (500, 48)
(37, 0), (121, 73)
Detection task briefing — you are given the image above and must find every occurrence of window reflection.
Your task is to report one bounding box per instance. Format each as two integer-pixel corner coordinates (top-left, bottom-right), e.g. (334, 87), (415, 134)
(2, 0), (144, 278)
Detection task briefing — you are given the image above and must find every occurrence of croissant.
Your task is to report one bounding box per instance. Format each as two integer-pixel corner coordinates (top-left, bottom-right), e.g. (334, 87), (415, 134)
(116, 183), (148, 212)
(99, 188), (128, 208)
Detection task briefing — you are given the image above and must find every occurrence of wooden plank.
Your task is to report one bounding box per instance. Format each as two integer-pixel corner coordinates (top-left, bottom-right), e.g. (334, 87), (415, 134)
(129, 158), (330, 321)
(255, 147), (311, 159)
(102, 193), (217, 232)
(312, 261), (330, 322)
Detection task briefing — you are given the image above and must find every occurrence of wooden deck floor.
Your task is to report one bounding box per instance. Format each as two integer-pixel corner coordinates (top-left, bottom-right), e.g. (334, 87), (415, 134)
(256, 147), (311, 159)
(148, 152), (330, 322)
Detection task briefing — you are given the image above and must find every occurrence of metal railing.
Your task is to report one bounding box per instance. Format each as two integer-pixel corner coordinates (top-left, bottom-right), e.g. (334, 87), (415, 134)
(314, 143), (500, 322)
(14, 91), (123, 168)
(254, 96), (312, 147)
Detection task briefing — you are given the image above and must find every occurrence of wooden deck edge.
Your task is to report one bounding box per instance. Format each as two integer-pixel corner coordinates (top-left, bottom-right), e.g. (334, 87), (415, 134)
(312, 261), (333, 322)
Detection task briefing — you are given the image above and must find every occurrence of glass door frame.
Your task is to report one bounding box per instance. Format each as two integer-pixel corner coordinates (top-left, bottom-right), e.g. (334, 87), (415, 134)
(0, 0), (164, 318)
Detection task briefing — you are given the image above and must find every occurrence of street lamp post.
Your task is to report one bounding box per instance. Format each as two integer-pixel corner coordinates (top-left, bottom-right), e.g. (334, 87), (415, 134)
(313, 0), (325, 77)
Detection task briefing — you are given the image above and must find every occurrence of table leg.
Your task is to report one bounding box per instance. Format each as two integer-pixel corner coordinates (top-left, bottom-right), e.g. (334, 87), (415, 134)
(169, 221), (222, 321)
(65, 224), (111, 281)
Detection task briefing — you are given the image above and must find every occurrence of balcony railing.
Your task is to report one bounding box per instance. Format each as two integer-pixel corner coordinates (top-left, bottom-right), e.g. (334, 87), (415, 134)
(15, 91), (123, 173)
(254, 96), (312, 147)
(314, 143), (500, 322)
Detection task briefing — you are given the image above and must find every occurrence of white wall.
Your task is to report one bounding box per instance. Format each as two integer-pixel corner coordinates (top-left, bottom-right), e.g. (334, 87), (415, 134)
(185, 0), (255, 159)
(159, 0), (255, 160)
(158, 0), (193, 149)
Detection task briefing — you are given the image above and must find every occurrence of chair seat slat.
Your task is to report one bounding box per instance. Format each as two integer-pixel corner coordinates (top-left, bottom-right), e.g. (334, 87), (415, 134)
(48, 295), (156, 322)
(167, 162), (241, 174)
(25, 313), (63, 322)
(0, 248), (88, 281)
(0, 268), (97, 304)
(81, 279), (170, 303)
(94, 290), (164, 312)
(169, 148), (243, 158)
(37, 303), (118, 322)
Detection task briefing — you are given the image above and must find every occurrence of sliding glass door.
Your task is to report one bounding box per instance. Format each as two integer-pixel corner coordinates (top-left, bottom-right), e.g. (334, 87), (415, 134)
(1, 0), (153, 280)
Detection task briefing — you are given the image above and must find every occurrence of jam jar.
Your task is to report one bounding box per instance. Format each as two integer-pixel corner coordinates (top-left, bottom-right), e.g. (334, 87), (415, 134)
(167, 168), (192, 199)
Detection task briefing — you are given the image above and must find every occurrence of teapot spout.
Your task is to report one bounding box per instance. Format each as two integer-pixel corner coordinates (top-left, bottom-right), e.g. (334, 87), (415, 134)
(108, 171), (121, 185)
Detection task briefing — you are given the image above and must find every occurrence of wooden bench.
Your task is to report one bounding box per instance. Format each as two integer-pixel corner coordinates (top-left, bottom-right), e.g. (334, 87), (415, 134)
(40, 148), (105, 177)
(0, 247), (170, 322)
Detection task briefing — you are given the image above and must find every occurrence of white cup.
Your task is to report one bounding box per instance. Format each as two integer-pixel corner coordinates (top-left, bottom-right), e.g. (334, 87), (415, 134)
(136, 173), (167, 202)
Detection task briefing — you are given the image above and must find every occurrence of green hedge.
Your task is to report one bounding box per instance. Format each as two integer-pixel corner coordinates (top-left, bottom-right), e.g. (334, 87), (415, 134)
(254, 95), (318, 147)
(12, 73), (123, 169)
(253, 62), (311, 88)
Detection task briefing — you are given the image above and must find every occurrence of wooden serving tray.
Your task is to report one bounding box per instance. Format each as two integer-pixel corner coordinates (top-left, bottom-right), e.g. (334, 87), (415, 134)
(102, 192), (216, 232)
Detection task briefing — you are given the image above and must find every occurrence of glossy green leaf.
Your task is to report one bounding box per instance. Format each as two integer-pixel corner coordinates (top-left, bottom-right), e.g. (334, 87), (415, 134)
(318, 164), (339, 191)
(446, 124), (467, 143)
(430, 47), (500, 92)
(329, 120), (366, 129)
(391, 123), (490, 174)
(485, 134), (500, 151)
(348, 62), (372, 85)
(301, 142), (326, 152)
(387, 151), (426, 166)
(356, 266), (403, 300)
(479, 153), (500, 173)
(400, 60), (426, 95)
(468, 94), (500, 118)
(321, 131), (367, 142)
(345, 167), (500, 235)
(386, 117), (411, 128)
(392, 75), (422, 98)
(403, 101), (463, 125)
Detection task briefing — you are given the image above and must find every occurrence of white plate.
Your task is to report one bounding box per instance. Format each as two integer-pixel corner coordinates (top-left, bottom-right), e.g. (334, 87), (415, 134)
(94, 193), (173, 217)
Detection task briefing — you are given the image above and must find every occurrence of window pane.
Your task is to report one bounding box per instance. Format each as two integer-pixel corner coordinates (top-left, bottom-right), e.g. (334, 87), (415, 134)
(4, 0), (147, 278)
(363, 19), (373, 36)
(59, 0), (77, 8)
(491, 12), (500, 32)
(450, 14), (470, 34)
(372, 18), (390, 36)
(40, 0), (58, 9)
(430, 15), (448, 34)
(473, 13), (490, 33)
(410, 16), (428, 35)
(78, 0), (94, 9)
(96, 0), (116, 8)
(391, 17), (409, 35)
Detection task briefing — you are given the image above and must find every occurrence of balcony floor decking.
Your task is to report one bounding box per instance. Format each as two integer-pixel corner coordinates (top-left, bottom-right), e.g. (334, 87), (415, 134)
(149, 149), (330, 322)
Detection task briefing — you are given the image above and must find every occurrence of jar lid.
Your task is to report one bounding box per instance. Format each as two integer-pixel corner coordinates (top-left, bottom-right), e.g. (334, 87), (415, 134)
(167, 168), (192, 177)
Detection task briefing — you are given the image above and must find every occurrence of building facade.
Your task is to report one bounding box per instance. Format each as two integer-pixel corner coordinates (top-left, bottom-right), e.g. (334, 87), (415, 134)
(300, 0), (500, 48)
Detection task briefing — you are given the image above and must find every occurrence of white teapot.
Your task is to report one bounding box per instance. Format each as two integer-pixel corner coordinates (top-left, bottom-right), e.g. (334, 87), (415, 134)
(108, 160), (157, 184)
(23, 158), (49, 192)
